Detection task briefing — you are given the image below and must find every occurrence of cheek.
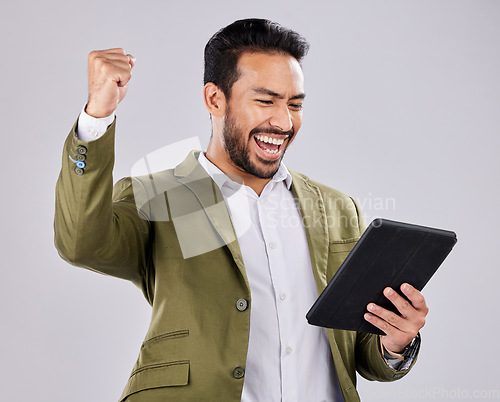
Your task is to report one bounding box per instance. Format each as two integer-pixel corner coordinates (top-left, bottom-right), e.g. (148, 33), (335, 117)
(292, 113), (303, 131)
(249, 107), (272, 126)
(242, 108), (272, 134)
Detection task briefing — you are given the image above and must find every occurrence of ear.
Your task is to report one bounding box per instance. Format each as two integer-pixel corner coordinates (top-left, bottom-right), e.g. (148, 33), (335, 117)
(203, 82), (226, 118)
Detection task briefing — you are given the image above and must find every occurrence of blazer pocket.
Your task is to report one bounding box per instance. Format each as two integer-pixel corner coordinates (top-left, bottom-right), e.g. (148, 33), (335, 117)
(328, 238), (359, 253)
(120, 360), (189, 401)
(327, 238), (359, 280)
(139, 329), (190, 362)
(120, 330), (190, 401)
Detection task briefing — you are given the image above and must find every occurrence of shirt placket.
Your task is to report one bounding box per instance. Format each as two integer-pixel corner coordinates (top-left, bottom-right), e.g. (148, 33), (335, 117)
(258, 187), (296, 402)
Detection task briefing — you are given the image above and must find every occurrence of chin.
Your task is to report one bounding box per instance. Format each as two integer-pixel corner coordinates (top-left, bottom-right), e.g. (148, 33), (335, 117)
(250, 156), (282, 179)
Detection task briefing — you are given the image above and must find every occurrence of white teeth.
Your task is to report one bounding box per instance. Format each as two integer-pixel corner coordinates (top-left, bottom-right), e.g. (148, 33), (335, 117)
(263, 148), (278, 154)
(255, 135), (285, 145)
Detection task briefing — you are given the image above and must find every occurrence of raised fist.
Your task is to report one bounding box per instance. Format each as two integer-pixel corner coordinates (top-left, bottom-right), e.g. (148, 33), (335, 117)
(86, 48), (136, 118)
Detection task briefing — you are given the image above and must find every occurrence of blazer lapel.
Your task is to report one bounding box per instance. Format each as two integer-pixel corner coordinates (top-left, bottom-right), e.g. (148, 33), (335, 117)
(290, 172), (354, 390)
(173, 154), (330, 293)
(290, 171), (329, 294)
(174, 151), (248, 286)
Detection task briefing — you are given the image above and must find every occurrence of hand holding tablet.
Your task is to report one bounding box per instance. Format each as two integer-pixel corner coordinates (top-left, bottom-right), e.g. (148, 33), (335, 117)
(306, 219), (457, 340)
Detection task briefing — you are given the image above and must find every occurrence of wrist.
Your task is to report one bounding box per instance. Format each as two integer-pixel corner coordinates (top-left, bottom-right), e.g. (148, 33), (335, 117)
(380, 337), (405, 354)
(85, 101), (115, 119)
(380, 334), (421, 361)
(77, 103), (115, 141)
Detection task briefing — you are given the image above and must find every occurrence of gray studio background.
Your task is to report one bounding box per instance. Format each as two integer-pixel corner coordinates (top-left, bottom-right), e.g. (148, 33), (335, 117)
(1, 0), (499, 401)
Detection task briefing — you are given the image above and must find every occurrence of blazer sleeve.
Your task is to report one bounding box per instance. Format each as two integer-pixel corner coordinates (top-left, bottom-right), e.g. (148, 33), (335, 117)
(355, 331), (420, 382)
(54, 117), (153, 303)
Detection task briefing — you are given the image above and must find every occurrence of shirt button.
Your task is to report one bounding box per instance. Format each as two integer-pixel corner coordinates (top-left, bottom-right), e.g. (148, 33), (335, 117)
(269, 242), (277, 249)
(76, 145), (87, 155)
(90, 129), (98, 137)
(232, 367), (245, 379)
(286, 347), (293, 355)
(236, 299), (248, 311)
(279, 293), (286, 300)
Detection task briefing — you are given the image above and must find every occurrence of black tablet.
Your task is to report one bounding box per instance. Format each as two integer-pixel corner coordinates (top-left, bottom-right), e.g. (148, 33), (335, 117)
(306, 218), (457, 335)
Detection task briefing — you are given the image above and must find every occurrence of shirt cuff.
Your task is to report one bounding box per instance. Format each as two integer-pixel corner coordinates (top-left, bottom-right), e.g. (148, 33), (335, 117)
(380, 336), (415, 371)
(76, 104), (115, 142)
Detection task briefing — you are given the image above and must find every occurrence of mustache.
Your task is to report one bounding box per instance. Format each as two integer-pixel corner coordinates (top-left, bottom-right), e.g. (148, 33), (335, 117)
(249, 127), (294, 138)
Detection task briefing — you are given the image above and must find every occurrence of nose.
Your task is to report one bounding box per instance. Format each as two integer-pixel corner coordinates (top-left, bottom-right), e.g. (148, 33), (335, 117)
(269, 105), (293, 132)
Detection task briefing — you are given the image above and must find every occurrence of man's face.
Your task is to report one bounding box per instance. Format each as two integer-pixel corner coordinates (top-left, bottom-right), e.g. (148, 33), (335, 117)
(221, 52), (305, 179)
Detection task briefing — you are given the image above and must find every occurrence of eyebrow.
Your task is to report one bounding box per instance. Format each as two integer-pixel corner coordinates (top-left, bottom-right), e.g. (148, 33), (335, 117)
(251, 87), (306, 101)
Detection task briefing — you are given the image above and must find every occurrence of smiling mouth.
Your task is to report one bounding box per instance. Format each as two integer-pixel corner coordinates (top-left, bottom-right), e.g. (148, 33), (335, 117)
(253, 134), (286, 155)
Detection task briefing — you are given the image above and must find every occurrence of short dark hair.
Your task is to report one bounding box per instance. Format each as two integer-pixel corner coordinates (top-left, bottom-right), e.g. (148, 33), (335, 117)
(204, 18), (310, 99)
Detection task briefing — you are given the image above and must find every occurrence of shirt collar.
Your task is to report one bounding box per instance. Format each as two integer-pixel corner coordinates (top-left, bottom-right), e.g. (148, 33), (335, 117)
(197, 152), (292, 192)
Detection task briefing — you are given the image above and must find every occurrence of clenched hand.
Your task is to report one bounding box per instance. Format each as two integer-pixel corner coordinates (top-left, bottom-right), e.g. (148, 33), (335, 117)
(86, 48), (136, 118)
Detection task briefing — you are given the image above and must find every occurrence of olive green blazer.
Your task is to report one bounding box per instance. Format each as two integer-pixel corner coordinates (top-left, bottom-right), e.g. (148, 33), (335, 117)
(54, 120), (417, 402)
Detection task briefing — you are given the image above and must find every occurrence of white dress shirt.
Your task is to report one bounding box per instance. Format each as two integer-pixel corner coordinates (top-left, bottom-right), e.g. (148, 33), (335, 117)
(75, 106), (413, 402)
(77, 105), (115, 141)
(198, 152), (342, 402)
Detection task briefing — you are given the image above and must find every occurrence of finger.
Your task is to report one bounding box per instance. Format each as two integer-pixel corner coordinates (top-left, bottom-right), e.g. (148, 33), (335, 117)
(367, 303), (410, 332)
(106, 58), (134, 71)
(98, 47), (127, 55)
(92, 60), (132, 87)
(364, 312), (400, 337)
(127, 54), (136, 68)
(113, 67), (132, 87)
(383, 287), (416, 318)
(90, 54), (133, 77)
(92, 53), (133, 66)
(88, 53), (133, 75)
(401, 283), (428, 312)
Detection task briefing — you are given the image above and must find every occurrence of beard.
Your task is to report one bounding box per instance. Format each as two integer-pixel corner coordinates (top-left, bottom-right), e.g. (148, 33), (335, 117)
(222, 110), (292, 180)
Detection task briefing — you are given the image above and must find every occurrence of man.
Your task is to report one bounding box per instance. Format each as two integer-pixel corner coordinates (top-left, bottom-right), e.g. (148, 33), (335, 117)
(54, 19), (428, 402)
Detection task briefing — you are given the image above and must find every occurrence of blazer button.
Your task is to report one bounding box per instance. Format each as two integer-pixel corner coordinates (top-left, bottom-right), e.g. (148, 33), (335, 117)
(74, 167), (84, 175)
(77, 145), (87, 155)
(236, 299), (248, 311)
(76, 154), (86, 162)
(232, 367), (245, 379)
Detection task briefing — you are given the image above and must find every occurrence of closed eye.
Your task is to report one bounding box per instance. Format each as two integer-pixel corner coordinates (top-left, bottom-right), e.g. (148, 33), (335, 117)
(256, 99), (273, 105)
(289, 104), (303, 110)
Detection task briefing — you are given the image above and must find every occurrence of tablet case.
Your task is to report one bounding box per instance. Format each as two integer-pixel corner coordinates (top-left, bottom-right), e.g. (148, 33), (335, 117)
(306, 218), (457, 335)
